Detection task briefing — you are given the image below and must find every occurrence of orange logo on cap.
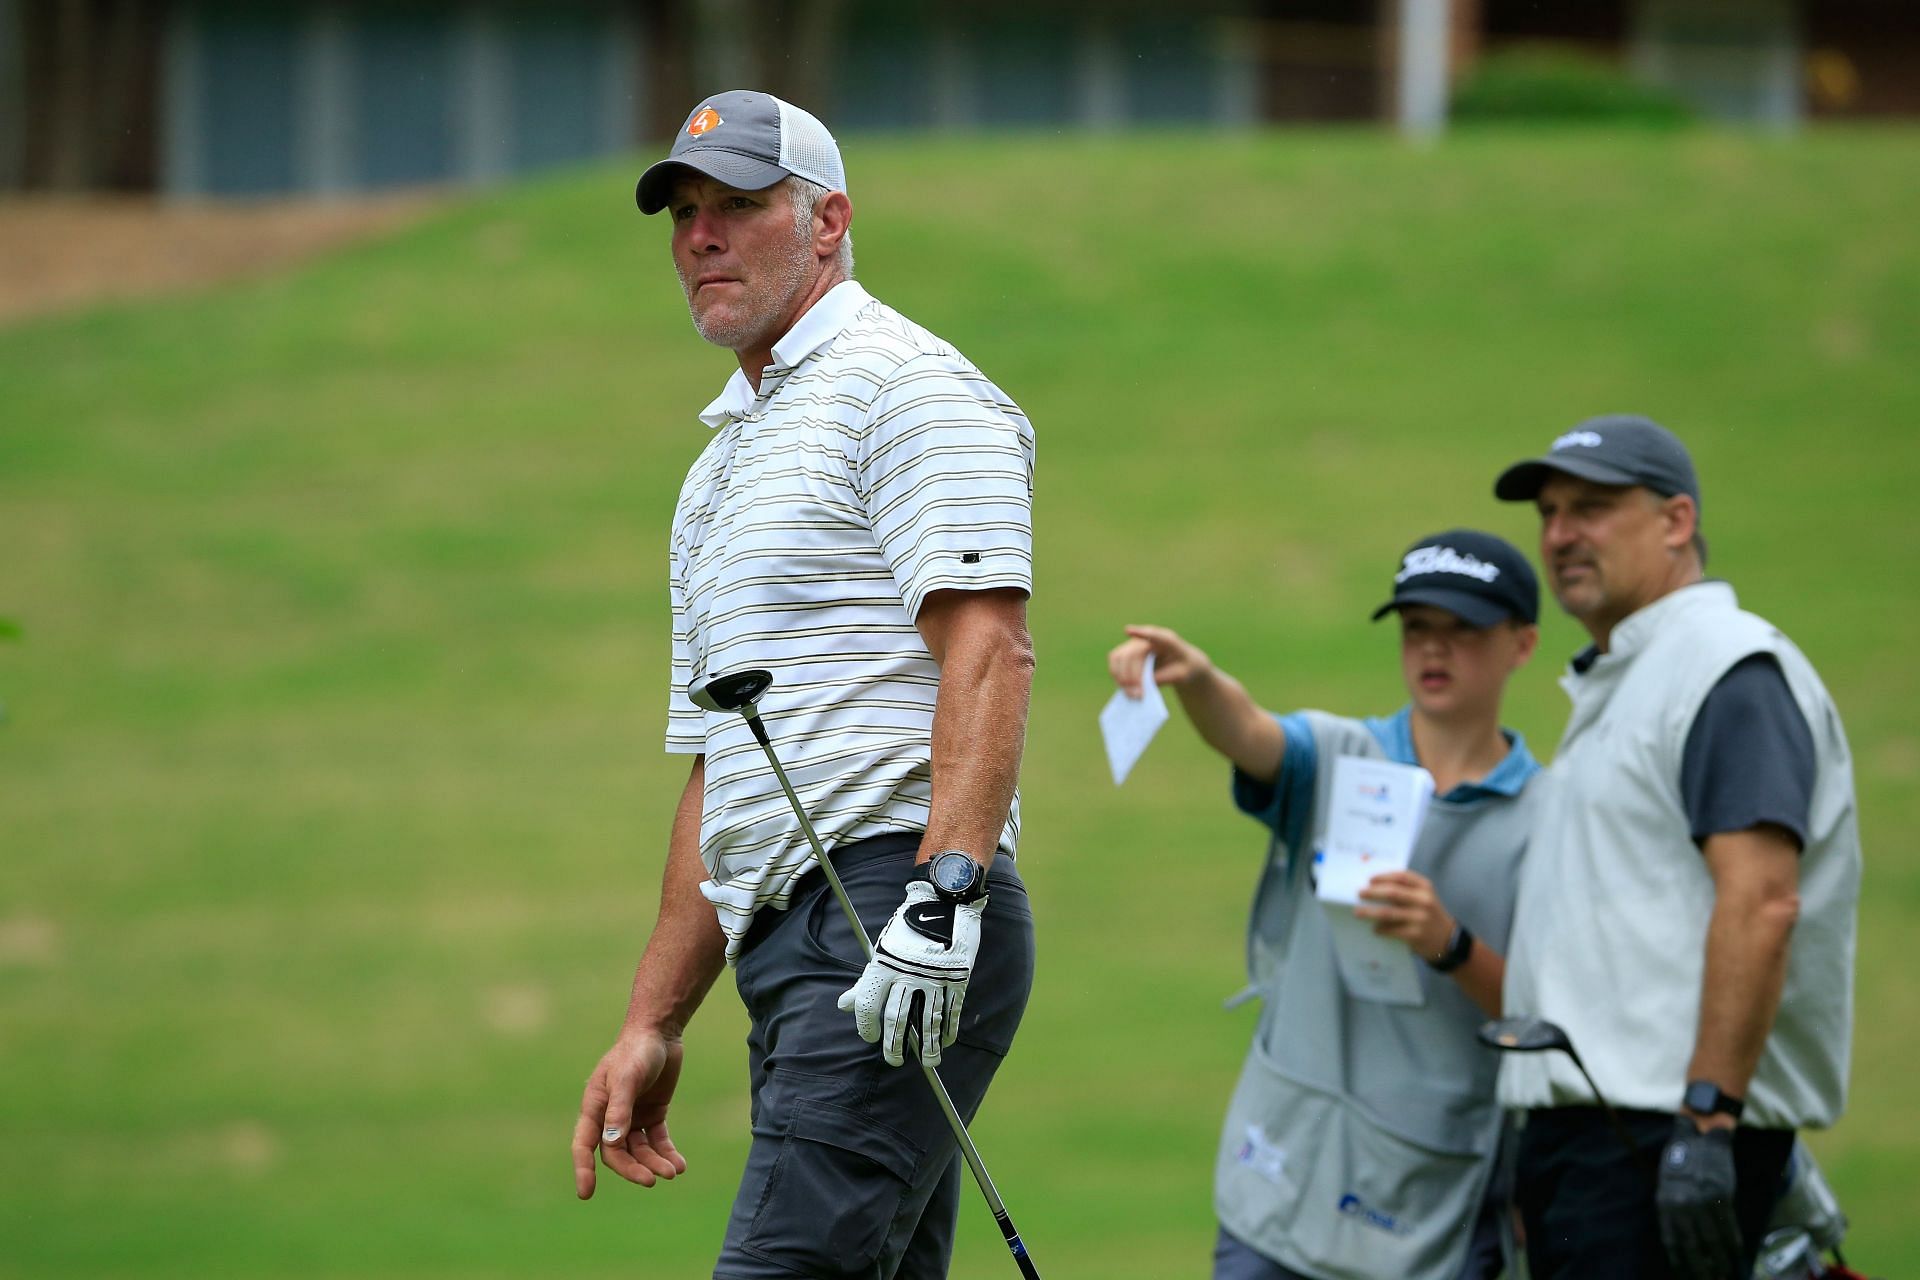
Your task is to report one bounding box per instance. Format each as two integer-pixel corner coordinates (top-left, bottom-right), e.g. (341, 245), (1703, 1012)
(687, 107), (722, 137)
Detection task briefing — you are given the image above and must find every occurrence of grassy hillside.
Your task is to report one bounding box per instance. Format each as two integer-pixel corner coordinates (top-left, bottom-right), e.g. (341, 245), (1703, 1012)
(2, 127), (1917, 1278)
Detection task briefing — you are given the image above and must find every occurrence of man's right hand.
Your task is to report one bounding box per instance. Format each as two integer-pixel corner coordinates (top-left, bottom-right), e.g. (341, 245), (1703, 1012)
(571, 1030), (688, 1199)
(1108, 623), (1284, 782)
(1655, 1116), (1742, 1280)
(1108, 624), (1211, 697)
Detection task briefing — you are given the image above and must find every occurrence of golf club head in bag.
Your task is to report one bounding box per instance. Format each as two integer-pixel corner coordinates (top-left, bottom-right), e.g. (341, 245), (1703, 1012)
(1752, 1229), (1877, 1280)
(1753, 1140), (1865, 1280)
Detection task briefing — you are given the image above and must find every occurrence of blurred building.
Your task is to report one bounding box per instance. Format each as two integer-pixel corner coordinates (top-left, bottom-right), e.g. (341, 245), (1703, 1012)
(1, 0), (1915, 197)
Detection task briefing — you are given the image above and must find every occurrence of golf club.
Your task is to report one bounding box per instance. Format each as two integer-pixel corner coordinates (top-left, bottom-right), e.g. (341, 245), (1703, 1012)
(1478, 1015), (1651, 1172)
(690, 668), (1042, 1280)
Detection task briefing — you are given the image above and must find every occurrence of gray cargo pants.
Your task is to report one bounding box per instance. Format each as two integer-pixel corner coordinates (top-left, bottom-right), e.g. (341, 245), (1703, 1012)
(714, 834), (1036, 1280)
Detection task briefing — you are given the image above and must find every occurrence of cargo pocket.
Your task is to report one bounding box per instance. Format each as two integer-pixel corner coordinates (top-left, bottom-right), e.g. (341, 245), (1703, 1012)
(743, 1095), (926, 1278)
(1215, 1040), (1494, 1280)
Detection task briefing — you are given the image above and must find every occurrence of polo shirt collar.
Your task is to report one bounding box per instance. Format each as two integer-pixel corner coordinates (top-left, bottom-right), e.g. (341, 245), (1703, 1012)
(698, 280), (874, 428)
(1362, 705), (1538, 802)
(1366, 705), (1421, 766)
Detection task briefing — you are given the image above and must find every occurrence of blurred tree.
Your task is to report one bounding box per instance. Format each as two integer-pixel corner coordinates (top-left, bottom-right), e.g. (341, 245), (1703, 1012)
(1452, 47), (1692, 125)
(19, 0), (161, 191)
(648, 0), (847, 132)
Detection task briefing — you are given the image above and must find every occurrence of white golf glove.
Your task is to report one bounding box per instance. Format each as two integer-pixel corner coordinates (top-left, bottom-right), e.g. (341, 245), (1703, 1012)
(837, 880), (985, 1067)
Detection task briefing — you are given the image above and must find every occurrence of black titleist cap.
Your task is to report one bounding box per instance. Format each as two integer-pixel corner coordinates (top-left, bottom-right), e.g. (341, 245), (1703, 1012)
(1371, 529), (1539, 628)
(1494, 414), (1701, 511)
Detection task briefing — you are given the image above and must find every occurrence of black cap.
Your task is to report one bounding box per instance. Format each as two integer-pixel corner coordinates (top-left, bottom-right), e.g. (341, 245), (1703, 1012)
(1371, 529), (1539, 628)
(1494, 414), (1701, 511)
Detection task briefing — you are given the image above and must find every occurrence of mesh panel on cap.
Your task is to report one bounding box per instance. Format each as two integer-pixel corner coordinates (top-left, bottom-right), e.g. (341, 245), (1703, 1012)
(774, 99), (847, 193)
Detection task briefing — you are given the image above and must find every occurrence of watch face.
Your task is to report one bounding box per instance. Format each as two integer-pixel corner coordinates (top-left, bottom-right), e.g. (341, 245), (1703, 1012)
(930, 852), (979, 895)
(1684, 1080), (1740, 1117)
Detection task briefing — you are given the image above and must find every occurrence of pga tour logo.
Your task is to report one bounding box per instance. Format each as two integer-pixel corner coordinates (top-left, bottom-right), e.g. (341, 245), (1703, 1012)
(1235, 1125), (1288, 1184)
(1553, 429), (1604, 451)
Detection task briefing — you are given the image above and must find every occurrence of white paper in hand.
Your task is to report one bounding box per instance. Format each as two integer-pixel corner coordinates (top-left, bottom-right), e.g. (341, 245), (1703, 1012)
(1313, 756), (1436, 905)
(1312, 755), (1437, 1006)
(1099, 653), (1170, 785)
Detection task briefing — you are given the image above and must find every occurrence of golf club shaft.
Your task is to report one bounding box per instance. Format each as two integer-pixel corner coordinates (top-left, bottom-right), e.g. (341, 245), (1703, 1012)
(741, 708), (1041, 1280)
(1566, 1050), (1657, 1177)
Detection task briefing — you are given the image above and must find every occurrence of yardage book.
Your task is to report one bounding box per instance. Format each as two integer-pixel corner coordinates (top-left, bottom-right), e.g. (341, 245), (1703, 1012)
(1313, 755), (1436, 1006)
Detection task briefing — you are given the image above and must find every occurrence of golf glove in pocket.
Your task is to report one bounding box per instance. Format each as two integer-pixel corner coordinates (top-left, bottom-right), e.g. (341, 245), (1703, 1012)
(1656, 1117), (1743, 1280)
(837, 880), (984, 1067)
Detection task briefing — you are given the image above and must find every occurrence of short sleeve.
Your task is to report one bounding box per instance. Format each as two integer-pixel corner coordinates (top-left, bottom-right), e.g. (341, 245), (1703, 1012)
(1232, 712), (1319, 852)
(664, 543), (704, 754)
(857, 353), (1035, 621)
(1680, 654), (1815, 850)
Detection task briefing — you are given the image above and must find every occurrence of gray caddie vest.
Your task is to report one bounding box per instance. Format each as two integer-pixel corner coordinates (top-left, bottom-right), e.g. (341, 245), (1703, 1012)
(1499, 582), (1860, 1127)
(1215, 712), (1540, 1280)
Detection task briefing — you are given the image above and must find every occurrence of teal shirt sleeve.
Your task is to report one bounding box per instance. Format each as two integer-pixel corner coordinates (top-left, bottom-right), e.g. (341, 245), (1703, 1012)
(1230, 711), (1318, 853)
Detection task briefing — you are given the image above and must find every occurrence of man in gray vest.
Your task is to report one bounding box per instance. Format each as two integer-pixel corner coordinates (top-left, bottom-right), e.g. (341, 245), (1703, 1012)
(1492, 416), (1861, 1280)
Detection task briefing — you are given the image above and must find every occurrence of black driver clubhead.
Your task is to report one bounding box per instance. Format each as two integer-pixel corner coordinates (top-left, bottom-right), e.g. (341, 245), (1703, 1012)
(690, 669), (775, 714)
(1478, 1016), (1575, 1056)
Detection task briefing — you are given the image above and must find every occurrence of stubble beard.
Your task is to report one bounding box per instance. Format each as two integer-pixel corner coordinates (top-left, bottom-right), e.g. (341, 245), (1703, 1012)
(1549, 557), (1604, 620)
(1552, 574), (1625, 640)
(680, 237), (817, 353)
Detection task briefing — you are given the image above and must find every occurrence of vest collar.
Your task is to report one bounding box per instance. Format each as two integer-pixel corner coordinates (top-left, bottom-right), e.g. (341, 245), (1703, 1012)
(1609, 579), (1736, 659)
(699, 280), (873, 428)
(1558, 581), (1739, 738)
(1567, 580), (1737, 677)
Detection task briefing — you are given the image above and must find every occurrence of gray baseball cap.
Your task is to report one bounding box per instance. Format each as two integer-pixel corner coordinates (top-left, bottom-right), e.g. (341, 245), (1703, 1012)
(1494, 414), (1701, 510)
(636, 90), (847, 215)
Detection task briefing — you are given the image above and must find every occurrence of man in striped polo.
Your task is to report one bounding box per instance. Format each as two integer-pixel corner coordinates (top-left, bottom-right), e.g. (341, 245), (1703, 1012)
(570, 91), (1039, 1280)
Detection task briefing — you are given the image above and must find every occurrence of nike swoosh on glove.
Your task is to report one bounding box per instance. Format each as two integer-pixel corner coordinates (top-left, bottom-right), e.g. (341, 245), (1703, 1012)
(837, 879), (985, 1067)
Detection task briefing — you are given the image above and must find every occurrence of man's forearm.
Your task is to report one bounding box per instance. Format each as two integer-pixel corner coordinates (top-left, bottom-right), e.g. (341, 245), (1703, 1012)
(1687, 829), (1801, 1103)
(622, 756), (727, 1040)
(1173, 666), (1284, 783)
(1687, 899), (1794, 1099)
(1451, 943), (1506, 1020)
(920, 598), (1035, 864)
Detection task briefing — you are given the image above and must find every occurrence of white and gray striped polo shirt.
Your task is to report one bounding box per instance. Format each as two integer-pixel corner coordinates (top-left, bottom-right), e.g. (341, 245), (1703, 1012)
(665, 280), (1035, 960)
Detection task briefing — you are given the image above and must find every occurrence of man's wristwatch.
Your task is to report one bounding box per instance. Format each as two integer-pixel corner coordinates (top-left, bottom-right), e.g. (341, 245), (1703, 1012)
(1426, 922), (1475, 973)
(1681, 1079), (1745, 1122)
(919, 850), (988, 904)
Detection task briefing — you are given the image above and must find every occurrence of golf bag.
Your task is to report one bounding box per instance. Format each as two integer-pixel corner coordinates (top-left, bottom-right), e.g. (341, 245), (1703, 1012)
(1751, 1141), (1877, 1280)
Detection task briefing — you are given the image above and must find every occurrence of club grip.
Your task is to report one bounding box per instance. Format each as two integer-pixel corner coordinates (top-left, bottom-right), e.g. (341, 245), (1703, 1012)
(994, 1209), (1041, 1279)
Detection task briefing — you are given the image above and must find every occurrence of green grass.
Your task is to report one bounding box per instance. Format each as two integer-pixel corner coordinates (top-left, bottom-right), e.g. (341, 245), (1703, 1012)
(3, 126), (1918, 1278)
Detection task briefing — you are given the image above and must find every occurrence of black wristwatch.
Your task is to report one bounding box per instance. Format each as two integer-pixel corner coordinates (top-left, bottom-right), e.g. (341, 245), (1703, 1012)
(1682, 1079), (1745, 1122)
(1426, 923), (1475, 973)
(919, 850), (988, 904)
